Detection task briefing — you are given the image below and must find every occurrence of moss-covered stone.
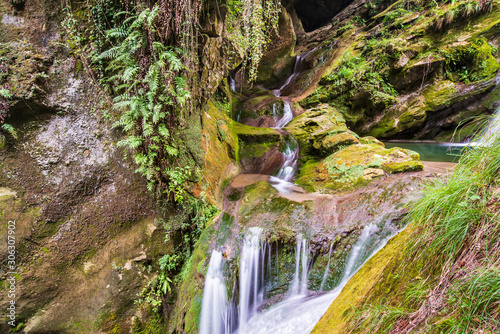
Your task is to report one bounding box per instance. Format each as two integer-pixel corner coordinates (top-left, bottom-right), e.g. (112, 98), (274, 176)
(296, 144), (423, 192)
(311, 226), (414, 334)
(285, 103), (359, 157)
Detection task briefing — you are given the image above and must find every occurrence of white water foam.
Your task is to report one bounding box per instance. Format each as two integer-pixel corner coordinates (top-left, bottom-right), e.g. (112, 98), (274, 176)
(200, 250), (230, 334)
(239, 227), (264, 331)
(273, 102), (294, 129)
(238, 223), (398, 334)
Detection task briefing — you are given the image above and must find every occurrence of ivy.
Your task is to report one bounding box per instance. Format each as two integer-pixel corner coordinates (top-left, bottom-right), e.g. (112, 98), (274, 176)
(227, 0), (281, 82)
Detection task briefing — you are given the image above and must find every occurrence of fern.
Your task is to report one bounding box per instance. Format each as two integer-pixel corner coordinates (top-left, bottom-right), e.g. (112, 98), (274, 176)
(1, 123), (17, 139)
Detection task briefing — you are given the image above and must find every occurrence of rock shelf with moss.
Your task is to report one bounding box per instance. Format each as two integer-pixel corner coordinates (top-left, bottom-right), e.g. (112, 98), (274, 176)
(297, 144), (423, 193)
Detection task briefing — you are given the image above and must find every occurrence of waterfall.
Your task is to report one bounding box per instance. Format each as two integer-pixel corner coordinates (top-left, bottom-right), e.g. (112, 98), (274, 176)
(269, 136), (299, 193)
(199, 250), (230, 334)
(273, 48), (317, 97)
(239, 227), (264, 330)
(237, 223), (398, 333)
(320, 244), (333, 292)
(229, 76), (237, 92)
(340, 224), (379, 283)
(274, 102), (294, 129)
(275, 139), (298, 182)
(289, 237), (309, 296)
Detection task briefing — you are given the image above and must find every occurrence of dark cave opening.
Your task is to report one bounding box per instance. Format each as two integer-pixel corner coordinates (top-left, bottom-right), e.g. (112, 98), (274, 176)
(289, 0), (355, 32)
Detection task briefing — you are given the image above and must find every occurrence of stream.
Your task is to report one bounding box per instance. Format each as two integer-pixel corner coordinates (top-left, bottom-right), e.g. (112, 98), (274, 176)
(199, 49), (409, 333)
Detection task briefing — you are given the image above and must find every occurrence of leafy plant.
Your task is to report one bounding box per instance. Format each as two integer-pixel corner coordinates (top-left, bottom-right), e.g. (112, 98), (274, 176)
(227, 0), (281, 82)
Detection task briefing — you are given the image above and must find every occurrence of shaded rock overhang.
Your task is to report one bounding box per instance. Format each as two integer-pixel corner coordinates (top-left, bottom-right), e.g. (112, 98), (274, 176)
(284, 0), (356, 32)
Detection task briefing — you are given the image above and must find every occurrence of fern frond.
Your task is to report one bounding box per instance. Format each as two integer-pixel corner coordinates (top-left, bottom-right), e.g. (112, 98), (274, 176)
(158, 124), (170, 138)
(117, 136), (143, 149)
(1, 123), (17, 139)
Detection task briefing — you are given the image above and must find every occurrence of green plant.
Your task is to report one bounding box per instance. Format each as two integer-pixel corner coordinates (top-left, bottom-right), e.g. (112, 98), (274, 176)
(227, 0), (280, 82)
(322, 52), (398, 107)
(358, 115), (500, 332)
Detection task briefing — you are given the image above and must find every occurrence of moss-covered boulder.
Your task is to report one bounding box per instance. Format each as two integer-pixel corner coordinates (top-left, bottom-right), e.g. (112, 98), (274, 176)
(286, 103), (359, 157)
(296, 144), (423, 192)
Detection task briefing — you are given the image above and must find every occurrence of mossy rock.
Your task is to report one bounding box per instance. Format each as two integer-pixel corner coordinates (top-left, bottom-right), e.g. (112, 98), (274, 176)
(233, 122), (281, 143)
(233, 95), (284, 121)
(296, 144), (423, 192)
(359, 136), (385, 147)
(286, 103), (358, 157)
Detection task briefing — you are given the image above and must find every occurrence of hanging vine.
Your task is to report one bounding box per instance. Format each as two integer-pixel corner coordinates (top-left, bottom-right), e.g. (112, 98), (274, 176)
(227, 0), (281, 82)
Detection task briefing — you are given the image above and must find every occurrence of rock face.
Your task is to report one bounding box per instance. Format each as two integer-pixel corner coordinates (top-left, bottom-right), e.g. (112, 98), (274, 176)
(0, 0), (243, 332)
(298, 0), (500, 141)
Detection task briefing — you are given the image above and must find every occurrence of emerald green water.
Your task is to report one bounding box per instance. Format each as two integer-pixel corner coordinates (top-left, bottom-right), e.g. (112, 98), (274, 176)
(384, 142), (467, 163)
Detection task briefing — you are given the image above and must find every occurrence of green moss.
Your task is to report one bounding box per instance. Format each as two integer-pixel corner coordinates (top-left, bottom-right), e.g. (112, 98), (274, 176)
(296, 144), (422, 193)
(169, 222), (212, 333)
(311, 227), (415, 333)
(295, 160), (321, 192)
(382, 160), (423, 173)
(368, 119), (396, 138)
(240, 140), (279, 159)
(422, 80), (458, 109)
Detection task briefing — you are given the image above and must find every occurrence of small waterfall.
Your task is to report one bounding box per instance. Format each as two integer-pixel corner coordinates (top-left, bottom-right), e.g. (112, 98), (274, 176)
(300, 239), (309, 295)
(269, 136), (299, 193)
(273, 48), (317, 97)
(238, 227), (264, 331)
(320, 244), (333, 292)
(339, 224), (379, 285)
(276, 140), (298, 182)
(236, 223), (398, 333)
(290, 237), (309, 296)
(274, 102), (294, 129)
(199, 250), (230, 334)
(229, 76), (237, 92)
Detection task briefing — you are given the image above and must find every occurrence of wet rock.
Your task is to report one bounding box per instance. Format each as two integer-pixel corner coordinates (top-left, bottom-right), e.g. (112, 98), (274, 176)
(286, 103), (358, 157)
(296, 143), (423, 192)
(256, 5), (296, 88)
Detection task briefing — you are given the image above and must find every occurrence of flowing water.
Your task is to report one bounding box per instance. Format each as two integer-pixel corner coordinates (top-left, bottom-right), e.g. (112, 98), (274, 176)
(273, 102), (294, 129)
(272, 48), (316, 97)
(239, 227), (264, 331)
(200, 47), (407, 334)
(319, 244), (333, 292)
(235, 223), (399, 334)
(269, 135), (299, 193)
(229, 77), (237, 92)
(199, 251), (230, 334)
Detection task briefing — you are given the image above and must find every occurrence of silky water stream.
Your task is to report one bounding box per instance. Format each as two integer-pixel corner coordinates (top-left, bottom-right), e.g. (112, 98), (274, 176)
(200, 49), (405, 333)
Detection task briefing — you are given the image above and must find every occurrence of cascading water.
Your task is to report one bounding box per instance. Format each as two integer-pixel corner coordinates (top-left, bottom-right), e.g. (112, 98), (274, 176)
(199, 250), (230, 334)
(320, 244), (333, 292)
(236, 222), (400, 333)
(200, 228), (267, 334)
(273, 49), (317, 97)
(239, 227), (264, 331)
(269, 135), (299, 193)
(289, 238), (310, 296)
(200, 45), (408, 334)
(273, 102), (294, 129)
(229, 77), (237, 92)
